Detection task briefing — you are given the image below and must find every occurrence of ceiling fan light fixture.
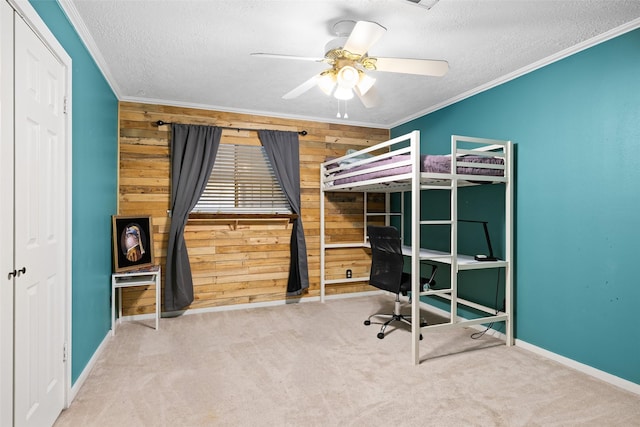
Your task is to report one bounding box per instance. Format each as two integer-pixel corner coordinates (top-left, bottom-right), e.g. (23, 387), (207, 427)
(333, 85), (354, 100)
(336, 65), (359, 89)
(356, 73), (376, 96)
(317, 73), (336, 96)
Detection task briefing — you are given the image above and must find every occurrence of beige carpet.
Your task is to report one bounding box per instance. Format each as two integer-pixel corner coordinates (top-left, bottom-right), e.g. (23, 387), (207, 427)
(54, 295), (640, 426)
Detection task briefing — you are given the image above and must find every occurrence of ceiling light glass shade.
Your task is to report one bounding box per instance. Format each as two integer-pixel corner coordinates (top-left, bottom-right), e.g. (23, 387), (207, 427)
(356, 73), (376, 96)
(333, 85), (354, 100)
(317, 73), (336, 96)
(336, 66), (359, 89)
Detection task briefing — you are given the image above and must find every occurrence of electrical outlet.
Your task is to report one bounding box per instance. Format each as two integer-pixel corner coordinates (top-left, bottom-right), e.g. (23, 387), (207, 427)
(346, 269), (352, 279)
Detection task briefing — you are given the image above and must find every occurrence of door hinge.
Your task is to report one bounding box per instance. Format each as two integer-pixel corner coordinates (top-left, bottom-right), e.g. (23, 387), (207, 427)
(63, 97), (68, 115)
(63, 343), (67, 362)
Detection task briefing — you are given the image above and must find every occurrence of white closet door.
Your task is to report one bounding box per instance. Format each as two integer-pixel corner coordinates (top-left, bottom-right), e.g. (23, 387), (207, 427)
(0, 2), (16, 425)
(13, 13), (66, 427)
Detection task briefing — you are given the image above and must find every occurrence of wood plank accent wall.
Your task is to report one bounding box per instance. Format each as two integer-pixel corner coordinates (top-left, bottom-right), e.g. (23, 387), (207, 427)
(118, 101), (389, 315)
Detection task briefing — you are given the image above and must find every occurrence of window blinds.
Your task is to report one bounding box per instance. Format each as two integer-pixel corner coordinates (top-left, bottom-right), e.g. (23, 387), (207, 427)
(193, 144), (291, 214)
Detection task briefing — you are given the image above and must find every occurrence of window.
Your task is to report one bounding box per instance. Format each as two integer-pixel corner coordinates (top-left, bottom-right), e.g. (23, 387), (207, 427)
(192, 143), (291, 214)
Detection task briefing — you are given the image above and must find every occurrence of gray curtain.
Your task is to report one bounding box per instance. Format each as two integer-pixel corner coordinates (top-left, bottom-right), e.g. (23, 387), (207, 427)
(166, 124), (222, 311)
(258, 130), (309, 295)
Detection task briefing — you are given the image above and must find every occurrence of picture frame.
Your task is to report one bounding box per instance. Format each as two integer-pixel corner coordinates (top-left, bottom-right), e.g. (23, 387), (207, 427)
(112, 215), (155, 272)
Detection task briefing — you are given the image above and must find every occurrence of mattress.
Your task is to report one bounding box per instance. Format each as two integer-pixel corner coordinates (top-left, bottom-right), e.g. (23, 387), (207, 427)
(327, 154), (504, 186)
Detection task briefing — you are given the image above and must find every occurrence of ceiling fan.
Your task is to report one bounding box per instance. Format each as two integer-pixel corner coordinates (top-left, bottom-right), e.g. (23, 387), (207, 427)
(251, 20), (449, 108)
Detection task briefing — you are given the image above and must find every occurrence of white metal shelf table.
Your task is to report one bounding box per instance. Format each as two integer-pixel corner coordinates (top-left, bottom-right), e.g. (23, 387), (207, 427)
(111, 265), (161, 335)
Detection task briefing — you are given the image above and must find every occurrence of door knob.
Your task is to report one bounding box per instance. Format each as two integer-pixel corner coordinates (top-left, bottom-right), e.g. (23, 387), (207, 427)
(8, 267), (26, 279)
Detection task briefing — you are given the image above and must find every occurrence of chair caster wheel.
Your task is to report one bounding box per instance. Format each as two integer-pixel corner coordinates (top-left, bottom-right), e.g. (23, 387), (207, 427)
(377, 332), (385, 339)
(364, 320), (371, 326)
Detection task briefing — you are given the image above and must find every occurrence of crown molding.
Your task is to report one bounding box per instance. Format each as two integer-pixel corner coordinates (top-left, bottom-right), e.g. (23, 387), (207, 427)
(57, 0), (122, 97)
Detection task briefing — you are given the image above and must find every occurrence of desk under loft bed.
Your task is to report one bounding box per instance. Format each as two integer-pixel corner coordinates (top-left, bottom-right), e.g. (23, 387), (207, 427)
(319, 130), (513, 364)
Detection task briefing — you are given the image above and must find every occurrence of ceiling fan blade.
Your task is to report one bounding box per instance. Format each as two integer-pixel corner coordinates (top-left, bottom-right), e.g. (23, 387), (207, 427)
(282, 74), (321, 99)
(373, 57), (449, 76)
(343, 21), (386, 55)
(354, 85), (380, 108)
(251, 53), (325, 62)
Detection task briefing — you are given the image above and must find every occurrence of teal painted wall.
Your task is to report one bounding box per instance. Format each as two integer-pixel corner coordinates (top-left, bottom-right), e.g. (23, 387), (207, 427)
(393, 29), (640, 384)
(29, 0), (118, 384)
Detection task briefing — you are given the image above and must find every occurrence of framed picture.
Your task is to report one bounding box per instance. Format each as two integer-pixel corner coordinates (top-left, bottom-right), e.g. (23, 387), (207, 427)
(112, 215), (155, 272)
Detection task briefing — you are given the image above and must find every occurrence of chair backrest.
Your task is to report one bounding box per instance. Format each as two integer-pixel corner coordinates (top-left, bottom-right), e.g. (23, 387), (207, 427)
(367, 225), (404, 294)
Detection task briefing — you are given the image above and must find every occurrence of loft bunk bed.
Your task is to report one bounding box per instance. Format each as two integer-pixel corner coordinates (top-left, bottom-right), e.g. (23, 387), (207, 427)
(319, 130), (513, 365)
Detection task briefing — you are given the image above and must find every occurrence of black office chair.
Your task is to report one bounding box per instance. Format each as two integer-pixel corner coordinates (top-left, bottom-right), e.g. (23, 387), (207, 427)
(364, 225), (437, 339)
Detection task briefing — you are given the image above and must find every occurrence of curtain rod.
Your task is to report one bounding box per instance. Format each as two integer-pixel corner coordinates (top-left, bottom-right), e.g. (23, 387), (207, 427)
(153, 120), (308, 136)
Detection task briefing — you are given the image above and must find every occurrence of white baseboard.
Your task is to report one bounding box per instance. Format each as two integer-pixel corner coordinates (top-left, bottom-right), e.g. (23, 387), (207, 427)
(67, 330), (111, 406)
(416, 299), (639, 395)
(516, 339), (640, 396)
(120, 290), (383, 321)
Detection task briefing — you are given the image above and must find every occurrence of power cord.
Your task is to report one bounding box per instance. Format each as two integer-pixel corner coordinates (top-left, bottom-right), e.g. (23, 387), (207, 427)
(470, 267), (503, 340)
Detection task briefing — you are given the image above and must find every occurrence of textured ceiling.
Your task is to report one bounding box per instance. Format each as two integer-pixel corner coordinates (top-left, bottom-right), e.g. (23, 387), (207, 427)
(61, 0), (640, 128)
